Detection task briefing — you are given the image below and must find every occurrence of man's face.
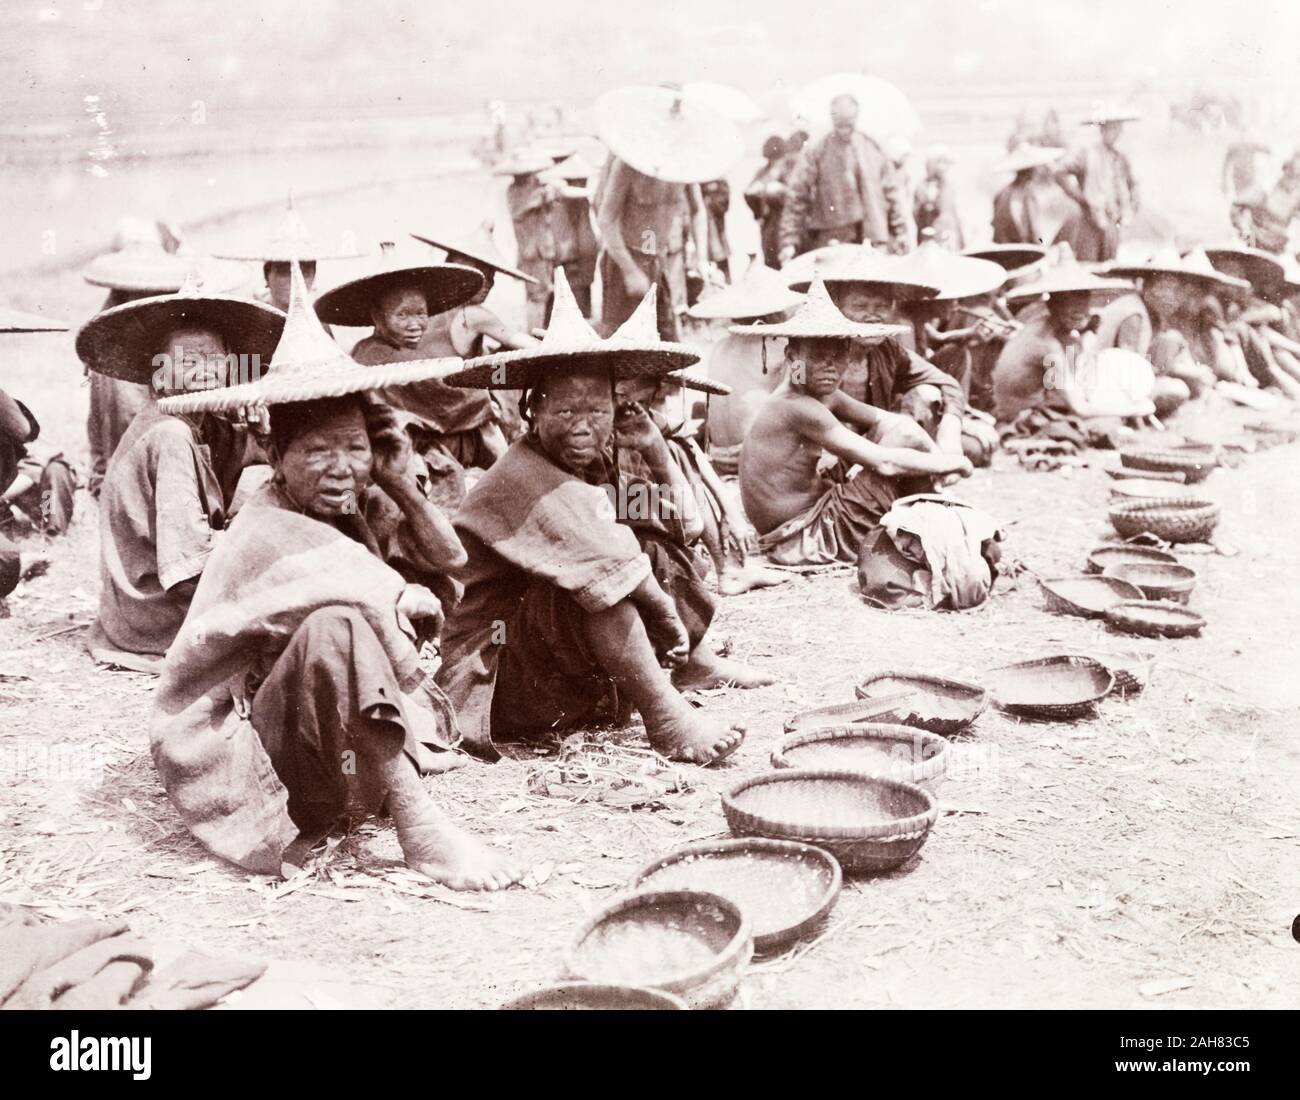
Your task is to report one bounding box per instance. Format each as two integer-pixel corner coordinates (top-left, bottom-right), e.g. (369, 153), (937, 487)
(275, 403), (372, 519)
(1049, 292), (1093, 334)
(830, 96), (858, 138)
(265, 262), (316, 311)
(159, 326), (229, 394)
(834, 284), (899, 324)
(372, 286), (430, 349)
(1144, 275), (1189, 318)
(533, 370), (615, 474)
(787, 338), (847, 397)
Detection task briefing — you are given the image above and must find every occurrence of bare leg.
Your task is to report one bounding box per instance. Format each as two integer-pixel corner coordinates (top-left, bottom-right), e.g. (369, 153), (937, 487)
(673, 636), (777, 690)
(688, 464), (789, 596)
(582, 600), (745, 764)
(361, 723), (522, 891)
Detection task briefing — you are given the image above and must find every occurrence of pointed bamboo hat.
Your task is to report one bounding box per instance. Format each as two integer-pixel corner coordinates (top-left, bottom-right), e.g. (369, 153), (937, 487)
(75, 274), (285, 383)
(688, 257), (806, 320)
(994, 143), (1065, 174)
(545, 152), (598, 182)
(213, 194), (365, 263)
(888, 236), (1007, 301)
(83, 243), (246, 295)
(962, 243), (1048, 273)
(0, 306), (68, 333)
(1082, 104), (1141, 126)
(1106, 245), (1251, 294)
(785, 245), (940, 301)
(313, 243), (484, 327)
(444, 269), (699, 389)
(730, 271), (909, 341)
(410, 223), (537, 284)
(665, 370), (731, 396)
(492, 149), (554, 177)
(1004, 244), (1134, 306)
(157, 262), (464, 415)
(594, 85), (743, 184)
(1203, 244), (1287, 302)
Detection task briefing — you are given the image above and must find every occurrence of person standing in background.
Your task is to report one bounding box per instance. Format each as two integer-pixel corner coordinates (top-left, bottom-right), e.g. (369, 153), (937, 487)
(914, 144), (964, 250)
(499, 151), (557, 332)
(1053, 107), (1140, 263)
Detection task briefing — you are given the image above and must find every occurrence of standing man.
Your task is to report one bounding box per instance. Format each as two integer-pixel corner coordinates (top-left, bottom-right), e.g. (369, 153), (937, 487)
(499, 151), (557, 332)
(777, 94), (910, 264)
(1053, 106), (1140, 263)
(913, 144), (964, 250)
(544, 153), (600, 318)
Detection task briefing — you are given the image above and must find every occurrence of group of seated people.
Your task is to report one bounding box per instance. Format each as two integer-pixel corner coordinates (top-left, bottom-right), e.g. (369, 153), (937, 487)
(19, 196), (1297, 894)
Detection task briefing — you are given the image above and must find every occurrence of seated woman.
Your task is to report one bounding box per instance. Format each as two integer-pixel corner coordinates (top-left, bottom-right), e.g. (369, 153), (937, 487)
(152, 264), (520, 891)
(314, 247), (495, 509)
(75, 283), (284, 670)
(738, 274), (972, 566)
(437, 273), (764, 766)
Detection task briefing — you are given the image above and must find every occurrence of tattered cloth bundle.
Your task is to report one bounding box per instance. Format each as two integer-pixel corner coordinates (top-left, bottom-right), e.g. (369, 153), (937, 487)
(856, 494), (1003, 610)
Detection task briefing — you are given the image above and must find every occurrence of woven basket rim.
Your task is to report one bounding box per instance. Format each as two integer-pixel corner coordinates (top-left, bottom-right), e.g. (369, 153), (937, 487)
(1102, 562), (1198, 586)
(1039, 575), (1145, 616)
(563, 889), (753, 993)
(771, 723), (949, 783)
(1109, 498), (1218, 517)
(501, 982), (688, 1010)
(722, 769), (938, 841)
(990, 655), (1115, 711)
(784, 690), (917, 732)
(1086, 544), (1181, 572)
(855, 669), (990, 703)
(1106, 600), (1207, 630)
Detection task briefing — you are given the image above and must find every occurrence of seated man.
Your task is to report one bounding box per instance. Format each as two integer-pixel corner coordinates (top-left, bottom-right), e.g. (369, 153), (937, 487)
(438, 273), (762, 766)
(151, 263), (519, 891)
(75, 286), (284, 670)
(315, 249), (500, 509)
(737, 274), (972, 566)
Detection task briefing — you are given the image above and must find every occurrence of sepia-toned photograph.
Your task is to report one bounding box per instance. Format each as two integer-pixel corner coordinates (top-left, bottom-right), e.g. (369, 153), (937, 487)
(0, 0), (1296, 1051)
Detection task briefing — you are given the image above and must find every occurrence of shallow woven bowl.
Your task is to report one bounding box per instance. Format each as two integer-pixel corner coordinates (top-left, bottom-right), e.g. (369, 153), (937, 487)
(501, 983), (687, 1010)
(1102, 562), (1198, 604)
(1108, 479), (1197, 502)
(722, 770), (938, 875)
(1107, 466), (1186, 483)
(1089, 650), (1156, 696)
(1038, 575), (1144, 618)
(630, 839), (841, 955)
(853, 671), (990, 735)
(771, 723), (949, 792)
(784, 691), (918, 734)
(989, 655), (1114, 719)
(1086, 544), (1181, 574)
(1108, 498), (1220, 544)
(1119, 449), (1216, 483)
(563, 889), (752, 1010)
(1105, 600), (1206, 639)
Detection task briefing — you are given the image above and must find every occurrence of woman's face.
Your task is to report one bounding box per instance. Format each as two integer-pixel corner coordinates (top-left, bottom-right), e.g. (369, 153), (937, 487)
(275, 403), (373, 519)
(373, 286), (430, 348)
(532, 370), (614, 474)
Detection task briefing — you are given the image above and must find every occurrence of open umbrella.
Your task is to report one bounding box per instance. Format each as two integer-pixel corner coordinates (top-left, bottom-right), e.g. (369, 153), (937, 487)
(789, 72), (921, 143)
(682, 82), (766, 125)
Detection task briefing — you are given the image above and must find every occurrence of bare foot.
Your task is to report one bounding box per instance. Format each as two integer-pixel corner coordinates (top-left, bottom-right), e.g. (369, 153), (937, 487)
(646, 706), (746, 765)
(673, 647), (776, 691)
(421, 751), (468, 775)
(718, 559), (791, 596)
(398, 814), (523, 892)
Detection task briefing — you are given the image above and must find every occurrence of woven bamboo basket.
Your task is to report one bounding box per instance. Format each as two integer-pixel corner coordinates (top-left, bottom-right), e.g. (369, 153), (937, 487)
(1108, 498), (1220, 544)
(1105, 601), (1206, 639)
(722, 770), (938, 875)
(989, 655), (1114, 719)
(853, 671), (989, 735)
(1089, 650), (1156, 696)
(771, 723), (949, 792)
(501, 983), (687, 1010)
(1102, 562), (1198, 604)
(1119, 449), (1216, 483)
(1039, 575), (1144, 617)
(1086, 544), (1181, 574)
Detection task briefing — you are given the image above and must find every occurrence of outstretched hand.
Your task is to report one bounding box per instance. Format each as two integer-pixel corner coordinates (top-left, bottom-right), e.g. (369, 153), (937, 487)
(364, 403), (417, 497)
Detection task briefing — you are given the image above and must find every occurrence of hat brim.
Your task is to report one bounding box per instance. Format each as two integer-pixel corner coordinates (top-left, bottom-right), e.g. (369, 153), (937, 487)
(214, 247), (365, 263)
(313, 264), (484, 327)
(1105, 263), (1250, 294)
(962, 245), (1047, 272)
(666, 370), (731, 396)
(444, 347), (698, 390)
(157, 355), (466, 415)
(75, 294), (286, 383)
(1204, 248), (1286, 300)
(82, 253), (247, 295)
(687, 287), (805, 320)
(595, 87), (743, 184)
(410, 234), (538, 285)
(729, 318), (910, 341)
(788, 275), (939, 302)
(1083, 113), (1141, 125)
(0, 307), (68, 333)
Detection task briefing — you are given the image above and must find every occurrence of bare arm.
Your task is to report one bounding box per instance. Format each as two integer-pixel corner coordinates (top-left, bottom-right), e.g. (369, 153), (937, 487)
(827, 388), (886, 433)
(460, 305), (538, 351)
(0, 390), (34, 444)
(595, 161), (641, 285)
(794, 397), (969, 478)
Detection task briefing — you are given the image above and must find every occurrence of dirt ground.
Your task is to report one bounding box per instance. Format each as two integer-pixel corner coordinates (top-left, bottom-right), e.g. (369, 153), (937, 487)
(2, 128), (1299, 1010)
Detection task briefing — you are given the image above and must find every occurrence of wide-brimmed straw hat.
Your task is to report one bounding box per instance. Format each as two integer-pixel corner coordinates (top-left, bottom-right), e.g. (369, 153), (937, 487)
(1203, 245), (1287, 302)
(545, 152), (598, 182)
(410, 223), (537, 285)
(995, 143), (1065, 174)
(688, 258), (806, 320)
(1083, 104), (1141, 126)
(1004, 246), (1133, 306)
(157, 262), (464, 415)
(730, 271), (910, 341)
(213, 195), (365, 263)
(1105, 246), (1251, 295)
(0, 306), (68, 333)
(83, 244), (246, 295)
(663, 370), (731, 396)
(785, 246), (939, 301)
(594, 85), (743, 184)
(313, 246), (484, 327)
(75, 276), (285, 384)
(962, 243), (1048, 273)
(492, 150), (554, 177)
(444, 269), (700, 390)
(887, 238), (1007, 302)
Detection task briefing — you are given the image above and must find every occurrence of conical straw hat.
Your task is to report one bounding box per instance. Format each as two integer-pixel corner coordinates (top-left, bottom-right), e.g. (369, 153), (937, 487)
(665, 370), (731, 396)
(785, 245), (939, 300)
(0, 306), (68, 333)
(594, 85), (743, 184)
(313, 246), (484, 327)
(157, 262), (465, 415)
(962, 243), (1047, 273)
(75, 275), (285, 384)
(410, 223), (537, 285)
(994, 143), (1065, 174)
(492, 149), (554, 177)
(730, 271), (910, 341)
(1203, 244), (1287, 302)
(888, 238), (1006, 301)
(213, 194), (365, 263)
(443, 269), (699, 390)
(688, 257), (806, 320)
(83, 243), (246, 295)
(1004, 244), (1134, 305)
(1082, 103), (1141, 126)
(543, 152), (599, 182)
(1106, 246), (1251, 294)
